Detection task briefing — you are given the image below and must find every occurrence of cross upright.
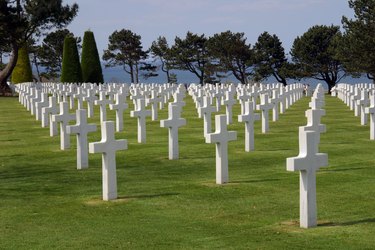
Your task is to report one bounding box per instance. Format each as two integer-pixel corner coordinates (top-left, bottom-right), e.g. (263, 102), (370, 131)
(365, 93), (375, 140)
(256, 94), (273, 133)
(206, 115), (237, 184)
(357, 89), (369, 125)
(51, 102), (76, 150)
(130, 98), (152, 143)
(238, 101), (260, 152)
(271, 89), (280, 121)
(83, 89), (98, 118)
(286, 127), (328, 228)
(35, 92), (49, 121)
(109, 92), (129, 132)
(67, 109), (97, 169)
(303, 108), (326, 152)
(237, 88), (250, 115)
(222, 91), (236, 124)
(73, 87), (86, 110)
(160, 103), (186, 160)
(89, 121), (128, 201)
(42, 96), (59, 136)
(199, 96), (217, 137)
(147, 90), (161, 121)
(95, 91), (112, 123)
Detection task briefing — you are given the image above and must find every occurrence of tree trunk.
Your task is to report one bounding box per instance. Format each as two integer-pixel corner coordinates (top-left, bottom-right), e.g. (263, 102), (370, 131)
(0, 44), (19, 95)
(135, 63), (139, 84)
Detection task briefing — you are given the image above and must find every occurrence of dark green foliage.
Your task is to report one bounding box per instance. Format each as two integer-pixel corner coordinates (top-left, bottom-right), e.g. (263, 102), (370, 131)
(170, 32), (211, 85)
(340, 0), (375, 81)
(103, 29), (146, 83)
(150, 36), (172, 82)
(253, 32), (293, 86)
(207, 31), (253, 84)
(61, 35), (82, 83)
(291, 25), (345, 92)
(11, 44), (33, 83)
(37, 29), (79, 80)
(0, 0), (78, 92)
(81, 30), (103, 83)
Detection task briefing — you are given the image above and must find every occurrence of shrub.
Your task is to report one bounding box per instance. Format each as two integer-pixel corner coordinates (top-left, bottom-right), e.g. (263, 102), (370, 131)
(81, 31), (103, 83)
(61, 35), (82, 83)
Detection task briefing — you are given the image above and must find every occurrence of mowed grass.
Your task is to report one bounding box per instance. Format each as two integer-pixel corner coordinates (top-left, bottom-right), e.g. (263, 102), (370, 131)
(0, 94), (374, 249)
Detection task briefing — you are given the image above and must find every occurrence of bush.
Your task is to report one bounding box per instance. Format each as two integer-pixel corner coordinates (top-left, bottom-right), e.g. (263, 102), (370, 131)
(11, 44), (33, 84)
(81, 31), (103, 83)
(61, 35), (82, 83)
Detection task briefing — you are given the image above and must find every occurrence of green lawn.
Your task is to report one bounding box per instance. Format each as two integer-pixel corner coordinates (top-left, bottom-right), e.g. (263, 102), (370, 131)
(0, 94), (374, 249)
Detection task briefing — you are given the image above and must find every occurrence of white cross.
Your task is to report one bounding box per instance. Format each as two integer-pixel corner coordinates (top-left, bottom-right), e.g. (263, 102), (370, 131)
(73, 87), (86, 110)
(238, 101), (260, 152)
(357, 89), (369, 125)
(35, 93), (49, 121)
(51, 102), (76, 150)
(160, 103), (186, 160)
(206, 115), (237, 184)
(89, 121), (127, 201)
(109, 92), (129, 132)
(147, 90), (161, 121)
(222, 91), (236, 124)
(95, 91), (112, 123)
(41, 96), (59, 137)
(67, 109), (97, 169)
(199, 96), (216, 137)
(271, 89), (280, 121)
(365, 93), (375, 140)
(83, 89), (98, 118)
(256, 94), (273, 133)
(130, 98), (152, 143)
(286, 127), (328, 228)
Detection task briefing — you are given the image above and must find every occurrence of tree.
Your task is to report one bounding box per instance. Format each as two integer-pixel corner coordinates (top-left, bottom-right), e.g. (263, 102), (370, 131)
(150, 36), (173, 82)
(290, 25), (345, 93)
(207, 31), (254, 84)
(61, 35), (82, 83)
(81, 30), (103, 83)
(103, 29), (146, 83)
(340, 0), (375, 81)
(253, 32), (293, 86)
(11, 44), (33, 83)
(37, 29), (78, 80)
(169, 32), (211, 85)
(0, 0), (78, 94)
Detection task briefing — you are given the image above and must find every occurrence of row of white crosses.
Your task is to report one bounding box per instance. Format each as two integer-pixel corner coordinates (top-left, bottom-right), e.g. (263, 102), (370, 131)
(334, 83), (375, 139)
(16, 82), (187, 201)
(287, 83), (328, 228)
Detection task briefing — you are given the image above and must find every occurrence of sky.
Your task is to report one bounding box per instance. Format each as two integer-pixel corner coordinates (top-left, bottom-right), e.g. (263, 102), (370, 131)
(63, 0), (355, 58)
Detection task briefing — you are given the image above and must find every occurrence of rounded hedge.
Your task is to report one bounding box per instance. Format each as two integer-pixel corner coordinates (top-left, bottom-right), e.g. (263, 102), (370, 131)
(11, 45), (33, 84)
(81, 31), (103, 83)
(61, 35), (82, 83)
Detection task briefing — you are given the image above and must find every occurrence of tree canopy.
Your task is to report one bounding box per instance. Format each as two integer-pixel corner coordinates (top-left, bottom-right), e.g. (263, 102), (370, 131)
(340, 0), (375, 80)
(207, 31), (253, 84)
(81, 30), (103, 83)
(0, 0), (78, 93)
(11, 44), (33, 83)
(290, 25), (345, 92)
(61, 35), (82, 83)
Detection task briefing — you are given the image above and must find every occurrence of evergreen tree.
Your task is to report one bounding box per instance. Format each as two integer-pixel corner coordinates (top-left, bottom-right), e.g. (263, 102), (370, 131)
(11, 44), (33, 83)
(61, 35), (82, 83)
(81, 30), (103, 83)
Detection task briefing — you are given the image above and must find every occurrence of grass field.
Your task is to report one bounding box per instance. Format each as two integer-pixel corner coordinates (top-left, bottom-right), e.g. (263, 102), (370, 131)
(0, 94), (374, 249)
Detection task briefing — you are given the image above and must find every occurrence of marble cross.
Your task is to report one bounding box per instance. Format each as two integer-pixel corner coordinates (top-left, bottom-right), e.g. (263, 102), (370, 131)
(130, 98), (152, 143)
(95, 91), (112, 123)
(199, 96), (217, 137)
(222, 91), (236, 124)
(365, 93), (375, 140)
(109, 92), (129, 132)
(357, 89), (369, 125)
(52, 102), (76, 150)
(286, 127), (328, 228)
(42, 96), (59, 136)
(83, 89), (98, 118)
(257, 94), (273, 133)
(238, 101), (260, 152)
(67, 109), (97, 169)
(206, 115), (237, 184)
(160, 103), (186, 160)
(89, 121), (128, 201)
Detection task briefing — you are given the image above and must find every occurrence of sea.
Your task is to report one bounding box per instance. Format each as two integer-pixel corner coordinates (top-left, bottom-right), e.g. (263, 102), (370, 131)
(102, 66), (371, 89)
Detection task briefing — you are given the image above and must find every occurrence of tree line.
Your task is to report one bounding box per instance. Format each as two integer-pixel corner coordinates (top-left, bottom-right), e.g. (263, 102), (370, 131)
(1, 0), (375, 94)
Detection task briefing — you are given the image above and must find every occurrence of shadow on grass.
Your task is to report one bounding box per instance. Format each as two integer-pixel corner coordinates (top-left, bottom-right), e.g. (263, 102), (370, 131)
(319, 218), (375, 227)
(322, 167), (365, 172)
(118, 192), (180, 200)
(231, 178), (281, 184)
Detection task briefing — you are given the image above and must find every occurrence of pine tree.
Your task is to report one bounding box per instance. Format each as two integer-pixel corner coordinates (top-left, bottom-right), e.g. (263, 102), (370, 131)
(61, 35), (82, 83)
(81, 31), (103, 83)
(11, 44), (33, 84)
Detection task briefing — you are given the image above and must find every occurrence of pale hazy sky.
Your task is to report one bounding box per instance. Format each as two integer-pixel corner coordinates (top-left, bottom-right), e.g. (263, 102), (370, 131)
(63, 0), (354, 57)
